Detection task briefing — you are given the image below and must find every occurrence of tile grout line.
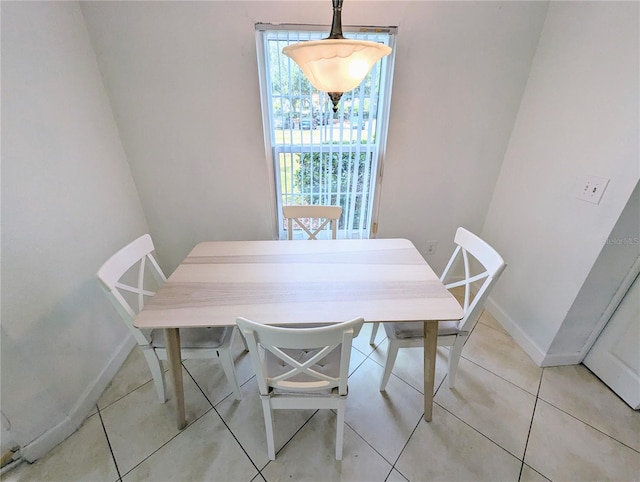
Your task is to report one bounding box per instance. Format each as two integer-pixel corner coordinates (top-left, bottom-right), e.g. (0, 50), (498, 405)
(461, 354), (539, 396)
(188, 360), (272, 478)
(534, 396), (640, 454)
(341, 414), (396, 471)
(348, 335), (413, 478)
(180, 360), (264, 474)
(98, 377), (157, 413)
(114, 362), (220, 479)
(96, 405), (123, 482)
(343, 357), (405, 471)
(386, 412), (427, 482)
(365, 324), (639, 476)
(120, 406), (218, 479)
(531, 365), (638, 454)
(467, 316), (640, 453)
(517, 366), (545, 481)
(265, 409), (319, 469)
(353, 331), (450, 482)
(433, 399), (526, 463)
(185, 360), (320, 478)
(210, 401), (269, 477)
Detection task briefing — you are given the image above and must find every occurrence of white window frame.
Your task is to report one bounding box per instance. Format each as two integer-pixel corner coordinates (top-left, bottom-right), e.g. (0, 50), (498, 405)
(256, 23), (397, 240)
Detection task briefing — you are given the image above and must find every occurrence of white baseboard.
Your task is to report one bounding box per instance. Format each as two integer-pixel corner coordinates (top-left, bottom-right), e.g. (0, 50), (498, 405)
(539, 351), (584, 366)
(484, 296), (584, 367)
(20, 336), (135, 462)
(484, 296), (547, 367)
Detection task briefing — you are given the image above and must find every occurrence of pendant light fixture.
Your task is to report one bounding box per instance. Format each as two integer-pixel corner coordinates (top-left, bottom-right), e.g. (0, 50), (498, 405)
(282, 0), (392, 112)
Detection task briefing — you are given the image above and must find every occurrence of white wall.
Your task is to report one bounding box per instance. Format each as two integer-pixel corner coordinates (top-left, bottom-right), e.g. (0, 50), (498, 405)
(482, 1), (639, 364)
(376, 1), (548, 273)
(81, 1), (282, 272)
(1, 1), (148, 459)
(80, 1), (548, 274)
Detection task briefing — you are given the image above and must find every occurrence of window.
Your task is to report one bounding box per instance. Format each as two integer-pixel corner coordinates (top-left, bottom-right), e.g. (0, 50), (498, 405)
(256, 24), (397, 239)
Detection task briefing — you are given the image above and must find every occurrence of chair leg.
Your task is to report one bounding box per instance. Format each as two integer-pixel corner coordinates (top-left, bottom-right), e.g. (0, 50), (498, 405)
(335, 399), (346, 460)
(379, 340), (400, 391)
(237, 326), (249, 352)
(218, 348), (243, 400)
(261, 397), (276, 460)
(369, 322), (380, 345)
(142, 347), (166, 402)
(447, 335), (466, 388)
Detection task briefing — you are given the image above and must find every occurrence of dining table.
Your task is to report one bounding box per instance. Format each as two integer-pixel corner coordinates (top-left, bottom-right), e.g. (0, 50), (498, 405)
(134, 238), (464, 429)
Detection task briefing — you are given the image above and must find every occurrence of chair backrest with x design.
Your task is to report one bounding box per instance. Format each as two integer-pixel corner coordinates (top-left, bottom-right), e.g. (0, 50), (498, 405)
(236, 316), (363, 460)
(97, 234), (166, 345)
(282, 205), (342, 240)
(440, 227), (506, 334)
(237, 317), (362, 396)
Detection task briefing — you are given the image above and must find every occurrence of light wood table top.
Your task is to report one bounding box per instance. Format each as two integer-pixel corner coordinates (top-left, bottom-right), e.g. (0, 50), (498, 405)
(134, 238), (464, 429)
(136, 238), (463, 328)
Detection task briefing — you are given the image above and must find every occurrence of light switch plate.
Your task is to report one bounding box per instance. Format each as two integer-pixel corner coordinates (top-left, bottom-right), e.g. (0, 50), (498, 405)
(576, 175), (609, 204)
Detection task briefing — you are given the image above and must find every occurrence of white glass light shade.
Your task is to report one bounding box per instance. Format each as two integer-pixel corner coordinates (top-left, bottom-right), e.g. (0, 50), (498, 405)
(283, 39), (391, 93)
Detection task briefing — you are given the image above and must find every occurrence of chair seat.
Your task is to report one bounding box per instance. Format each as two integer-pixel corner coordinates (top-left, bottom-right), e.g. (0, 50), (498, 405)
(151, 326), (231, 349)
(383, 320), (460, 340)
(269, 386), (340, 397)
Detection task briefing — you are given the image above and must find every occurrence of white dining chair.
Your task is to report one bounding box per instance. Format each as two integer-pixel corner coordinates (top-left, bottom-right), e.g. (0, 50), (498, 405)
(378, 227), (506, 390)
(282, 205), (342, 240)
(236, 316), (364, 460)
(97, 234), (242, 402)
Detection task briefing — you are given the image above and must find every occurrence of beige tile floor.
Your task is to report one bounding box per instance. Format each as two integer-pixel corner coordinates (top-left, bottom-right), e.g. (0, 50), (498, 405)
(4, 311), (639, 482)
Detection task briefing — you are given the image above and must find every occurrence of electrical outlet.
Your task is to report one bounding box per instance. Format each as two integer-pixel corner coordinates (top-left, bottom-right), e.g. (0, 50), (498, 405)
(426, 241), (437, 255)
(576, 175), (609, 204)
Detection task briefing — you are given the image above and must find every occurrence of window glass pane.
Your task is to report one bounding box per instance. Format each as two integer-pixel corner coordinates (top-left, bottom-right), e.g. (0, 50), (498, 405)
(258, 27), (395, 239)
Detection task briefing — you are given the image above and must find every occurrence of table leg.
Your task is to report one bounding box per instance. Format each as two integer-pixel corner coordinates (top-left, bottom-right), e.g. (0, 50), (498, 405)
(423, 321), (438, 422)
(165, 328), (186, 429)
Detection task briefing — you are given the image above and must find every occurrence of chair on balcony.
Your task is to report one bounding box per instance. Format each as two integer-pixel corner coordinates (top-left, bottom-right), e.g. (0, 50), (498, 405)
(97, 234), (243, 402)
(378, 227), (506, 390)
(282, 205), (342, 240)
(236, 316), (364, 460)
